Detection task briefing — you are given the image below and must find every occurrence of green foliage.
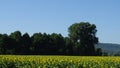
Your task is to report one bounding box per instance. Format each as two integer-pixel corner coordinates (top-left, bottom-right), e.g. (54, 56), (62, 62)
(10, 31), (22, 42)
(22, 33), (32, 54)
(95, 48), (102, 56)
(68, 22), (98, 55)
(0, 22), (101, 55)
(0, 34), (16, 54)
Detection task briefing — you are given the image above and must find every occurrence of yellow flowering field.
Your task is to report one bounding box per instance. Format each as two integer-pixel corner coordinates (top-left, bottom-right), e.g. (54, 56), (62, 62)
(0, 55), (120, 68)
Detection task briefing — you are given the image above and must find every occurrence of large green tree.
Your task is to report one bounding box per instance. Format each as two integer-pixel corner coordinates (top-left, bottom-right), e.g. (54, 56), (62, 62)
(68, 22), (98, 56)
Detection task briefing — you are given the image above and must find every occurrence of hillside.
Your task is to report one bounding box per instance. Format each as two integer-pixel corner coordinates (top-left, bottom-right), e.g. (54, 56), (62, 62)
(95, 43), (120, 55)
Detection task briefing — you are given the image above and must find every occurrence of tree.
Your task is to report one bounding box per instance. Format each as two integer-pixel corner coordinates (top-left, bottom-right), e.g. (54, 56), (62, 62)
(0, 34), (16, 54)
(95, 48), (102, 56)
(68, 22), (98, 56)
(0, 34), (10, 54)
(50, 33), (65, 54)
(31, 33), (43, 54)
(22, 33), (32, 54)
(64, 37), (74, 55)
(9, 31), (22, 54)
(40, 33), (51, 54)
(9, 31), (22, 42)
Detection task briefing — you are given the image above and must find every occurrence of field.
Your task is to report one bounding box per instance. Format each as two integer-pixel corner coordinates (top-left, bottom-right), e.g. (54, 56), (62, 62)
(0, 55), (120, 68)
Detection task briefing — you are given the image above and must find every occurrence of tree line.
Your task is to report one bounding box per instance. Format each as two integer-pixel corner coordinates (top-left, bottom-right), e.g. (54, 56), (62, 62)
(0, 22), (102, 56)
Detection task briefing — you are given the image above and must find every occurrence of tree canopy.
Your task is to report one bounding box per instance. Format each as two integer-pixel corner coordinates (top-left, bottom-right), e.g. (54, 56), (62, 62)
(68, 22), (98, 55)
(0, 22), (101, 56)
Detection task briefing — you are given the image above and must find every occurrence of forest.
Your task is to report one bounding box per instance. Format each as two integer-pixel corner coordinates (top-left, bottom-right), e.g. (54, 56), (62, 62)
(0, 22), (102, 56)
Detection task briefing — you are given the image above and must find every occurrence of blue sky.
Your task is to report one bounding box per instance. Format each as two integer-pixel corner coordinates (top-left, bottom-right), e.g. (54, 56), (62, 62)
(0, 0), (120, 44)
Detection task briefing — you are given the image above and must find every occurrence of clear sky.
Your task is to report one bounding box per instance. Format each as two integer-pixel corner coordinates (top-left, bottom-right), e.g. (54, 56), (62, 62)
(0, 0), (120, 44)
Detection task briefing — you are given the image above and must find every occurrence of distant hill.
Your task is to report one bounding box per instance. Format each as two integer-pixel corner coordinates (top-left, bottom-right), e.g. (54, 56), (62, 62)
(95, 43), (120, 55)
